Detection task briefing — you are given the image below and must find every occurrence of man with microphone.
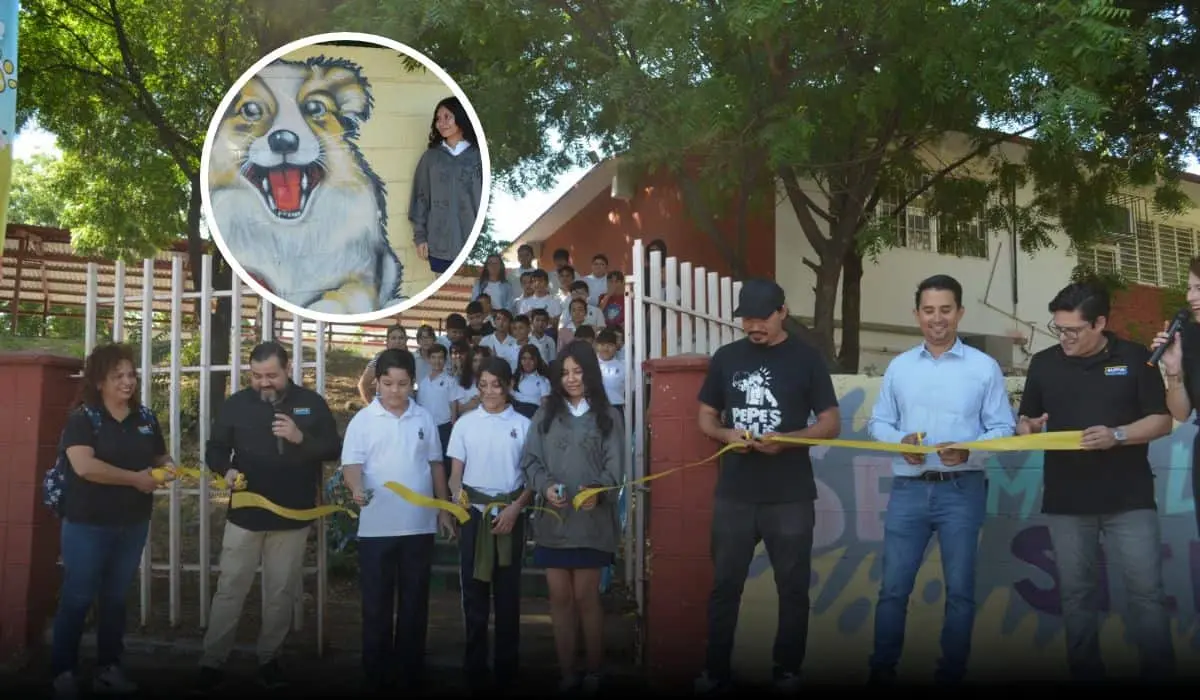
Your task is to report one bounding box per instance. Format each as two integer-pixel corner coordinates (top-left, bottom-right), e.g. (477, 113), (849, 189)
(194, 341), (342, 693)
(1015, 281), (1174, 683)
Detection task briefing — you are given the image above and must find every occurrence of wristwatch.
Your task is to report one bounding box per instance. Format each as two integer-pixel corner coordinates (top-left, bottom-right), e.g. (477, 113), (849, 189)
(1112, 427), (1128, 444)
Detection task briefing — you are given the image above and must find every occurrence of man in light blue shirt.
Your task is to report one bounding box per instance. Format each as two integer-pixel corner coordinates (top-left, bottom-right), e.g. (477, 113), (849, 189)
(866, 274), (1015, 685)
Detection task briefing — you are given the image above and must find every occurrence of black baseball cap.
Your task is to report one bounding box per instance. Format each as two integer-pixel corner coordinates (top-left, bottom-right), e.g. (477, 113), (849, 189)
(733, 278), (786, 319)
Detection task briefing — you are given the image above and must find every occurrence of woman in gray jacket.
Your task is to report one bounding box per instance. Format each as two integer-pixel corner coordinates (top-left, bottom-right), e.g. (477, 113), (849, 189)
(521, 340), (624, 695)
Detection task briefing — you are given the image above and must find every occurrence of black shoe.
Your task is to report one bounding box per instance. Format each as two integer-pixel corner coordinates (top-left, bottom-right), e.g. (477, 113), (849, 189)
(257, 660), (286, 690)
(191, 666), (223, 695)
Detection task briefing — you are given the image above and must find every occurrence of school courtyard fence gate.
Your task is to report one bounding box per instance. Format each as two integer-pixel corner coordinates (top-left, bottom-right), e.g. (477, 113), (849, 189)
(622, 239), (746, 616)
(83, 254), (332, 655)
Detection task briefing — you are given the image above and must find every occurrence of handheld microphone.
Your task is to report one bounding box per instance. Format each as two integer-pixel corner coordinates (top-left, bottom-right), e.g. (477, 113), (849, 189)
(1147, 307), (1192, 367)
(262, 391), (284, 454)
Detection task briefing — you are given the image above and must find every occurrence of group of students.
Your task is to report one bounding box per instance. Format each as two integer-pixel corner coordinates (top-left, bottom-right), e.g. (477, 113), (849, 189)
(47, 335), (626, 699)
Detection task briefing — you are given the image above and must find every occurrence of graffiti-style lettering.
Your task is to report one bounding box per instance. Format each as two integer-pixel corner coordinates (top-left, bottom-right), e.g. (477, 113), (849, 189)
(852, 455), (891, 543)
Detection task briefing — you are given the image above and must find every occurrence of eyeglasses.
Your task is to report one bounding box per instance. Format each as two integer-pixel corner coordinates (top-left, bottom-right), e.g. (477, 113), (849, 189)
(1046, 320), (1092, 339)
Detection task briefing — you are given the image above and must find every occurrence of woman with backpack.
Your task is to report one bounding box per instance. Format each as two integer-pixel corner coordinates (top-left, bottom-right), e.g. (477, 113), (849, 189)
(47, 343), (173, 700)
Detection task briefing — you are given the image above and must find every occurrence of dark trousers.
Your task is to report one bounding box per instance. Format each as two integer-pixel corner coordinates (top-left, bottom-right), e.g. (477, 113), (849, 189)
(51, 519), (150, 676)
(438, 422), (453, 460)
(458, 507), (525, 688)
(430, 257), (455, 274)
(704, 498), (815, 681)
(358, 534), (435, 688)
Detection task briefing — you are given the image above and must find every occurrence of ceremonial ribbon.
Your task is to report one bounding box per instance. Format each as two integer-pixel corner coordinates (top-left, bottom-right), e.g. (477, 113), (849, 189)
(570, 429), (1089, 510)
(150, 466), (359, 521)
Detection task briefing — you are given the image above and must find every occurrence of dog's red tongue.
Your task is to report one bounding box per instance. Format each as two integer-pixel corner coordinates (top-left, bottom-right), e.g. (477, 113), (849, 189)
(268, 167), (304, 212)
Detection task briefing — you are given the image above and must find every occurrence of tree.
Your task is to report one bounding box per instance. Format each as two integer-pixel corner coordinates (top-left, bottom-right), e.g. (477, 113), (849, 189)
(17, 0), (332, 413)
(466, 211), (508, 265)
(333, 0), (1197, 371)
(7, 153), (63, 228)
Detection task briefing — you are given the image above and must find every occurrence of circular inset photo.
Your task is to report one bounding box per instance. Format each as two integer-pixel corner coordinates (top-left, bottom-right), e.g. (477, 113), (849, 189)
(200, 31), (491, 323)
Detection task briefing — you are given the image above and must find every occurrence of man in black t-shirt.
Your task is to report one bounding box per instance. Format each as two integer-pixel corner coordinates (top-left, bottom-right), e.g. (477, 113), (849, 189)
(1017, 282), (1174, 682)
(195, 342), (342, 693)
(693, 279), (841, 694)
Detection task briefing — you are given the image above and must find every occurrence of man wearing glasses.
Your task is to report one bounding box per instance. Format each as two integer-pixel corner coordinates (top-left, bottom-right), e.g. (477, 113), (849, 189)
(1016, 281), (1174, 683)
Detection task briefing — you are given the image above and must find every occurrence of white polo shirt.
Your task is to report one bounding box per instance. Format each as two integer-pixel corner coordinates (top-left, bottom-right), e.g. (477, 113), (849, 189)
(415, 371), (456, 426)
(446, 405), (531, 512)
(514, 373), (551, 405)
(341, 399), (444, 538)
(480, 332), (519, 369)
(528, 334), (556, 365)
(599, 357), (625, 406)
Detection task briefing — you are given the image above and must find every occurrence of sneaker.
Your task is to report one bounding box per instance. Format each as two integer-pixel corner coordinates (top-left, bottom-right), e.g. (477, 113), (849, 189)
(580, 672), (602, 696)
(191, 666), (223, 695)
(693, 671), (732, 695)
(92, 665), (138, 695)
(52, 671), (79, 700)
(771, 669), (802, 694)
(258, 660), (286, 690)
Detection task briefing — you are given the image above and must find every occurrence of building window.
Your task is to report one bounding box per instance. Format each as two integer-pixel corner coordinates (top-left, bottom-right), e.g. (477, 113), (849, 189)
(872, 179), (989, 259)
(1081, 199), (1197, 289)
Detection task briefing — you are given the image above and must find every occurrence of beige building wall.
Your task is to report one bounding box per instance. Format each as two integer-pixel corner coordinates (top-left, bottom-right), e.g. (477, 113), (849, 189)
(280, 44), (462, 298)
(774, 132), (1200, 371)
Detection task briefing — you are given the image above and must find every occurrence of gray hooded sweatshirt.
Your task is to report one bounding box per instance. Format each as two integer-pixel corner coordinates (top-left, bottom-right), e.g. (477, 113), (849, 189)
(408, 143), (484, 262)
(520, 402), (625, 553)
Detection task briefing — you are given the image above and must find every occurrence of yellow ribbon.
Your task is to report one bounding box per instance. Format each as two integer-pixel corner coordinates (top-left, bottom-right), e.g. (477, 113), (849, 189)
(570, 429), (1090, 510)
(150, 466), (357, 520)
(456, 488), (564, 522)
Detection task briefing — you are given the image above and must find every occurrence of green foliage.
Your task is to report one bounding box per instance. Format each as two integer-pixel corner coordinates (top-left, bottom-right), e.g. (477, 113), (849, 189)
(1069, 262), (1128, 297)
(332, 0), (1199, 370)
(8, 153), (64, 228)
(466, 213), (508, 266)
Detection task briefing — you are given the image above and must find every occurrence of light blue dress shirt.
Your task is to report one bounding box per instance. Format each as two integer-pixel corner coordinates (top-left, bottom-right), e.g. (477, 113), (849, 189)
(867, 337), (1016, 476)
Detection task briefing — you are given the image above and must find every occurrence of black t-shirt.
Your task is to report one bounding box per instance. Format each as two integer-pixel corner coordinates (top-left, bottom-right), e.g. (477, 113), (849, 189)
(697, 334), (839, 503)
(1179, 321), (1200, 426)
(63, 404), (167, 526)
(206, 382), (343, 531)
(1018, 332), (1168, 515)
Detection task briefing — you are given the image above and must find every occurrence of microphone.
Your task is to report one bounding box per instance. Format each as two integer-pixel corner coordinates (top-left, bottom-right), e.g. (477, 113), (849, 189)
(1147, 307), (1191, 367)
(262, 391), (284, 454)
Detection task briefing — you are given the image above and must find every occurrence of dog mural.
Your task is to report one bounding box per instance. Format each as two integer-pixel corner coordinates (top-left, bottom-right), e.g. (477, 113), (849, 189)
(208, 56), (402, 315)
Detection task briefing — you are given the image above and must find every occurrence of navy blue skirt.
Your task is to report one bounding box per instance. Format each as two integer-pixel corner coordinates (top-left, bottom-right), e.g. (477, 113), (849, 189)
(532, 545), (614, 570)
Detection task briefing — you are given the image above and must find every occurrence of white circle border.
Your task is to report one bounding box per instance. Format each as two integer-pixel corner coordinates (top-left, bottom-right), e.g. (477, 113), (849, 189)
(199, 31), (493, 325)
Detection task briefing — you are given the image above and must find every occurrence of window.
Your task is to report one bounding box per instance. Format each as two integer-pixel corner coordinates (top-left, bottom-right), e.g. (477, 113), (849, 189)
(1081, 199), (1198, 289)
(871, 179), (990, 259)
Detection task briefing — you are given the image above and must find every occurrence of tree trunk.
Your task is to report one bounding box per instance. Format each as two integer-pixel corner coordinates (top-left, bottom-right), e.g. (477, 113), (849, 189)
(836, 249), (864, 373)
(809, 257), (842, 369)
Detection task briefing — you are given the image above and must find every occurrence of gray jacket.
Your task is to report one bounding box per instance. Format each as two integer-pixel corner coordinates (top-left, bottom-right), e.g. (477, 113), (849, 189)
(408, 144), (483, 261)
(520, 404), (625, 553)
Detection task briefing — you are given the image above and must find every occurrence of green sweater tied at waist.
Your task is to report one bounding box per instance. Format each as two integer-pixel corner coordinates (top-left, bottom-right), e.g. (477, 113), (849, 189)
(461, 484), (526, 583)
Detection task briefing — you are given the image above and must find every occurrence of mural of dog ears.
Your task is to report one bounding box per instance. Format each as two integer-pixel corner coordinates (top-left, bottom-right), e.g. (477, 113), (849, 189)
(300, 55), (374, 131)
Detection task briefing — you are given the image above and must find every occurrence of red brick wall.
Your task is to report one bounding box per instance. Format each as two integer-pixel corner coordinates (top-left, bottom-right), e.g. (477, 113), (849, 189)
(643, 355), (718, 687)
(538, 168), (775, 279)
(0, 352), (82, 664)
(1110, 284), (1166, 345)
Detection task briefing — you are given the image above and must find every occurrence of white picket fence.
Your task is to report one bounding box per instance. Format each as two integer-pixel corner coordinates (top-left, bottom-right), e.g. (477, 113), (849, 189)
(84, 255), (332, 655)
(622, 239), (745, 614)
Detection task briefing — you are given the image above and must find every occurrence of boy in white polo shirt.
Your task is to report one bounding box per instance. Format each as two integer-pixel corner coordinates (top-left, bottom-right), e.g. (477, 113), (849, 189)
(414, 343), (457, 457)
(446, 356), (533, 693)
(340, 349), (456, 693)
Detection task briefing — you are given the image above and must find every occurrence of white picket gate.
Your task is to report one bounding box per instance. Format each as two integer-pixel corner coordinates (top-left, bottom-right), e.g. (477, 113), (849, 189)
(622, 239), (746, 615)
(84, 253), (332, 655)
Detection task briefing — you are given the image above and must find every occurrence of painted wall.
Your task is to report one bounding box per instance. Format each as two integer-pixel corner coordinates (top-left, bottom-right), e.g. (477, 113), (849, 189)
(269, 44), (463, 298)
(773, 132), (1200, 371)
(730, 375), (1200, 682)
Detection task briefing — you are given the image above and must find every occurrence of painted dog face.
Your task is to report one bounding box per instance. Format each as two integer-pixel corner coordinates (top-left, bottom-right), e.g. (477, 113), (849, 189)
(209, 57), (373, 223)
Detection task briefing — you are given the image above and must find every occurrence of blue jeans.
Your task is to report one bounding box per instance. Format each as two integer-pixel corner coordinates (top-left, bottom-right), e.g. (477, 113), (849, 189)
(50, 519), (150, 676)
(1047, 509), (1175, 682)
(870, 471), (986, 682)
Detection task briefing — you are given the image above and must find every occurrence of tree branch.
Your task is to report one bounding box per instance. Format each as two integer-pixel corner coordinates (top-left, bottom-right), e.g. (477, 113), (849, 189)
(778, 165), (831, 257)
(885, 125), (1038, 218)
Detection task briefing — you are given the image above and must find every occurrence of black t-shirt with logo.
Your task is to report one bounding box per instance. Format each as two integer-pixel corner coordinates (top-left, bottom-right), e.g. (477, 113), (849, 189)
(63, 404), (167, 526)
(1017, 332), (1168, 515)
(697, 333), (839, 503)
